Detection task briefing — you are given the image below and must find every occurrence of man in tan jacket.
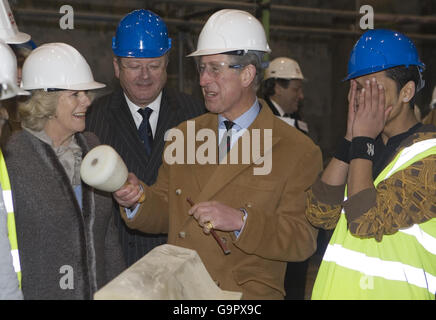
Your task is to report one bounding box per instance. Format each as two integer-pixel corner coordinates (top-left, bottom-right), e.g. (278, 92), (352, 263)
(113, 9), (322, 300)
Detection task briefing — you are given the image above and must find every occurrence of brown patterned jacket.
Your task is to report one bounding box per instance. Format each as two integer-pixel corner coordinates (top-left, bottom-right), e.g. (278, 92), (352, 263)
(306, 126), (436, 242)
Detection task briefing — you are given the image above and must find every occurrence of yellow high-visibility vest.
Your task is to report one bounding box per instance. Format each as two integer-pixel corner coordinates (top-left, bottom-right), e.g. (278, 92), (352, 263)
(312, 138), (436, 299)
(0, 149), (21, 287)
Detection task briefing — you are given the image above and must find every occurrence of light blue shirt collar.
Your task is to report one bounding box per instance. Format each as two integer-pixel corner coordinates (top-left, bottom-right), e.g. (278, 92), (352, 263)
(218, 99), (261, 131)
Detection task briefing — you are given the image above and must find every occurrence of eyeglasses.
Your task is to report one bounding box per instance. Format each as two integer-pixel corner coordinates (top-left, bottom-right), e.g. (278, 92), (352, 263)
(197, 61), (245, 79)
(120, 62), (164, 74)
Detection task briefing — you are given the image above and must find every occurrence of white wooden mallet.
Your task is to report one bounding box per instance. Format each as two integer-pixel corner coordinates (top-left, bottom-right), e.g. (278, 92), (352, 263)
(80, 145), (145, 202)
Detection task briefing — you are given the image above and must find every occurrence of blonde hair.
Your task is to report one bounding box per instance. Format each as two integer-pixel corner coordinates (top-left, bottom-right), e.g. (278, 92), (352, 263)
(19, 90), (96, 131)
(18, 90), (60, 131)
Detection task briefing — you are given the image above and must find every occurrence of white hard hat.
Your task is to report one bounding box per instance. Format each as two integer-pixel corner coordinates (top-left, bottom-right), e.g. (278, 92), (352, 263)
(264, 57), (304, 80)
(0, 0), (30, 44)
(187, 9), (271, 57)
(22, 43), (106, 91)
(0, 39), (29, 100)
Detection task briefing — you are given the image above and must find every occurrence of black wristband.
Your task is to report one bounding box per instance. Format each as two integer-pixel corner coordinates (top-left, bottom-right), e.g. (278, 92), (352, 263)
(350, 136), (376, 162)
(333, 138), (351, 164)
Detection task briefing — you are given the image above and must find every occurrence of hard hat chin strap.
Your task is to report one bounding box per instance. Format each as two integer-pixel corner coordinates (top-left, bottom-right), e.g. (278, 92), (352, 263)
(224, 49), (248, 56)
(224, 50), (267, 69)
(44, 88), (65, 92)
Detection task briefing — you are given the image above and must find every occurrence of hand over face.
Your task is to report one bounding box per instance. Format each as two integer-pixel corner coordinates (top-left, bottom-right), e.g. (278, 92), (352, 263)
(345, 80), (358, 141)
(188, 201), (244, 234)
(352, 77), (392, 139)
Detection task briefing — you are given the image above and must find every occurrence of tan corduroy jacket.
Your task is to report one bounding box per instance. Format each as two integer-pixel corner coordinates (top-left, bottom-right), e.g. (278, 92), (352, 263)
(121, 106), (323, 299)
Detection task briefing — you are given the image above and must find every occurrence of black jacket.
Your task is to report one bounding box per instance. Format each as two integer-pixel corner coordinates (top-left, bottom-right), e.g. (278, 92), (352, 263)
(86, 85), (206, 266)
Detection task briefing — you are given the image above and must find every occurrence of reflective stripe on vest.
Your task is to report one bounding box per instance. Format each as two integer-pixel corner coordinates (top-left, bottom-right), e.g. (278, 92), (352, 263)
(323, 244), (436, 295)
(0, 149), (21, 287)
(312, 138), (436, 299)
(399, 224), (436, 255)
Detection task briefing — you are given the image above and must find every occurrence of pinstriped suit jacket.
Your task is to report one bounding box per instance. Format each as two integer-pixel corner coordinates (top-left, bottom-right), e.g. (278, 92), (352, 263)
(85, 85), (206, 266)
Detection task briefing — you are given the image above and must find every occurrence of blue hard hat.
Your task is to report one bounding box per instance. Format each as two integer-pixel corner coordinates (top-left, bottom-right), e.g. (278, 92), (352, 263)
(112, 9), (172, 58)
(344, 29), (425, 81)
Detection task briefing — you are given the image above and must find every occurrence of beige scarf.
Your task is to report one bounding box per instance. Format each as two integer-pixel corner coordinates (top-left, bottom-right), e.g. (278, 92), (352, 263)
(24, 127), (83, 186)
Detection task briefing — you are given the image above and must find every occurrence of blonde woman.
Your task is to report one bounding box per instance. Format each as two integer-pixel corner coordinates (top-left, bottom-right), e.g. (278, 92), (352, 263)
(4, 43), (125, 299)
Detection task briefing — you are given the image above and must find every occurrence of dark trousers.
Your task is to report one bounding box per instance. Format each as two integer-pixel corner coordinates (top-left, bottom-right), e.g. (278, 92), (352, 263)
(284, 230), (332, 300)
(284, 260), (309, 300)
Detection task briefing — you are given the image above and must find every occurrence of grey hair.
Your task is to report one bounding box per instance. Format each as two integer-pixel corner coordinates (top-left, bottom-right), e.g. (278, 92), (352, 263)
(227, 50), (267, 90)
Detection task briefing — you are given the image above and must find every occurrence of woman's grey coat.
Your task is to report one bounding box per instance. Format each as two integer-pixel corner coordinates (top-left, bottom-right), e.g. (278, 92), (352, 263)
(4, 130), (125, 299)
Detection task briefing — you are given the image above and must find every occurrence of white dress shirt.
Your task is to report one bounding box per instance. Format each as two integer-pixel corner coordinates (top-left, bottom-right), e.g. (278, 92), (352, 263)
(124, 92), (162, 138)
(268, 98), (309, 133)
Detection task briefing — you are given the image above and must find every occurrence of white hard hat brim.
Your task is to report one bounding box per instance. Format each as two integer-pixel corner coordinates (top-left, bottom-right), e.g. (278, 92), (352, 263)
(187, 47), (271, 57)
(23, 81), (106, 91)
(63, 81), (106, 91)
(266, 75), (305, 80)
(0, 82), (29, 100)
(16, 87), (30, 96)
(3, 32), (31, 45)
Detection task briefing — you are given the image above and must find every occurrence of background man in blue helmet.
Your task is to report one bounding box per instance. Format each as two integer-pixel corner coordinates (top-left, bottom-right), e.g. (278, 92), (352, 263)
(305, 29), (436, 299)
(112, 9), (322, 300)
(86, 9), (205, 266)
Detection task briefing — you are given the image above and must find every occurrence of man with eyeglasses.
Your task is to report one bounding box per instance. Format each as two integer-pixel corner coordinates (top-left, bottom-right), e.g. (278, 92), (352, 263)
(85, 9), (205, 267)
(113, 9), (322, 299)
